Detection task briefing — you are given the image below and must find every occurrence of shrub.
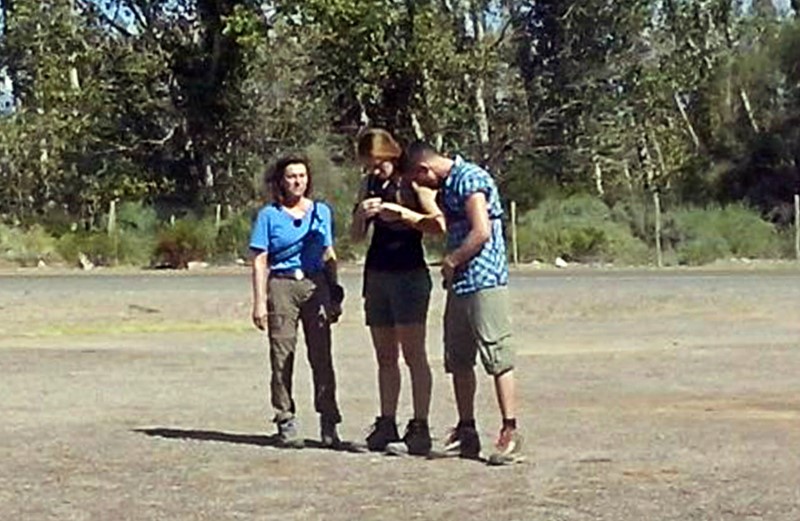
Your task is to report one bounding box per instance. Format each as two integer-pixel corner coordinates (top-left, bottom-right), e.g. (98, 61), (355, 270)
(115, 201), (159, 235)
(777, 227), (799, 259)
(57, 232), (115, 266)
(215, 210), (255, 261)
(154, 217), (217, 268)
(56, 230), (155, 267)
(517, 195), (650, 264)
(666, 204), (779, 265)
(0, 224), (60, 266)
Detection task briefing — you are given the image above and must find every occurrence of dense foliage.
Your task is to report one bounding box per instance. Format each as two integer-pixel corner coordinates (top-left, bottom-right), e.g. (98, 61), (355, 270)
(1, 1), (798, 266)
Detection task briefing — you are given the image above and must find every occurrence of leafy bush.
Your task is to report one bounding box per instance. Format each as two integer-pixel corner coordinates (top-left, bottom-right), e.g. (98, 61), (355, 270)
(0, 224), (60, 266)
(777, 227), (799, 259)
(665, 204), (779, 265)
(517, 195), (650, 264)
(115, 201), (159, 235)
(56, 230), (155, 267)
(154, 217), (217, 268)
(215, 210), (255, 261)
(57, 232), (115, 266)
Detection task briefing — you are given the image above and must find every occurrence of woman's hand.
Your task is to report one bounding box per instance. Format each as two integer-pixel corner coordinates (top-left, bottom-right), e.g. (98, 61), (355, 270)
(378, 202), (407, 223)
(252, 303), (268, 331)
(355, 197), (382, 220)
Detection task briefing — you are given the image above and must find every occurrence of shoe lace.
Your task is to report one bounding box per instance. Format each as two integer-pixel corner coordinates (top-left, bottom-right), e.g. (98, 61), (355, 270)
(444, 426), (462, 445)
(365, 416), (391, 437)
(404, 420), (429, 439)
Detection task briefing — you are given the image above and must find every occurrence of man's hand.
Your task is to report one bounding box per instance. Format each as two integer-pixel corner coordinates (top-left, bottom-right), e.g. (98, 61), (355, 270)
(378, 202), (407, 223)
(252, 304), (268, 331)
(441, 255), (458, 288)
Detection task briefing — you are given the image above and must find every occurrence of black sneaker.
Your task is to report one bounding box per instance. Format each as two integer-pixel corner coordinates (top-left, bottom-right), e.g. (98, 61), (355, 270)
(320, 417), (341, 449)
(439, 423), (481, 459)
(277, 417), (304, 449)
(385, 419), (432, 456)
(365, 416), (400, 452)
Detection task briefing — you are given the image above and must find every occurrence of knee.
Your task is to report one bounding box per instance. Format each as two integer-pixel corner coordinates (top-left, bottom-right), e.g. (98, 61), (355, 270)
(374, 346), (400, 369)
(402, 348), (430, 372)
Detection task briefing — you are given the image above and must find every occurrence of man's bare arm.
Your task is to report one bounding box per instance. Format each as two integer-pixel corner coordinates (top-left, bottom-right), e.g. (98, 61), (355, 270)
(444, 192), (490, 268)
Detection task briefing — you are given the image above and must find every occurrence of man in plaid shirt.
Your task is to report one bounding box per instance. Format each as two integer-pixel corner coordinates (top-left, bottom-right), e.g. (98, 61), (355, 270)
(380, 141), (523, 465)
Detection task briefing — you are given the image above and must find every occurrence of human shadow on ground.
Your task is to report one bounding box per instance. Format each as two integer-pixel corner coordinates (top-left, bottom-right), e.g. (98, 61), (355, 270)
(134, 427), (367, 453)
(135, 428), (495, 463)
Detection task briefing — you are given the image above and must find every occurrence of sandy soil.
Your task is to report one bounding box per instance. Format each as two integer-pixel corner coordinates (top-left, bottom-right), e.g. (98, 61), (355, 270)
(1, 267), (799, 520)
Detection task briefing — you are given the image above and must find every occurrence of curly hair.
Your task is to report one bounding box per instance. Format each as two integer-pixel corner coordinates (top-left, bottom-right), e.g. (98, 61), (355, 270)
(266, 153), (313, 204)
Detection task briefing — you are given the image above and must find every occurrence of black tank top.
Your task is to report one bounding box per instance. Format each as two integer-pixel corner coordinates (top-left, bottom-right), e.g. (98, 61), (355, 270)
(364, 177), (427, 272)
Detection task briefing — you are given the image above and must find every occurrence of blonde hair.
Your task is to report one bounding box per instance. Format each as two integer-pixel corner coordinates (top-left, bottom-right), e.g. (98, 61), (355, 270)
(357, 128), (402, 161)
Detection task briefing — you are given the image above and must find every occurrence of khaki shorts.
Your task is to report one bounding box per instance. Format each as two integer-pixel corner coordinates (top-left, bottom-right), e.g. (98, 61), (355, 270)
(444, 286), (514, 376)
(363, 269), (432, 327)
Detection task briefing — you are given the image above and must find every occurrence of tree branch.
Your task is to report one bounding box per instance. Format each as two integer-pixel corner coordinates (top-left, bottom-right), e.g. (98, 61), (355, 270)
(488, 16), (514, 51)
(75, 0), (135, 37)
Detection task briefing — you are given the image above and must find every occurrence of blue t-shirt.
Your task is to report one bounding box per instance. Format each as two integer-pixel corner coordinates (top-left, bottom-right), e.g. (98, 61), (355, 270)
(442, 156), (508, 295)
(249, 201), (334, 273)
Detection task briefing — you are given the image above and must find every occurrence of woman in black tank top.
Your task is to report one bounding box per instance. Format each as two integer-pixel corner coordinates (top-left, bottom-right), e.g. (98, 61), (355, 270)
(350, 129), (445, 455)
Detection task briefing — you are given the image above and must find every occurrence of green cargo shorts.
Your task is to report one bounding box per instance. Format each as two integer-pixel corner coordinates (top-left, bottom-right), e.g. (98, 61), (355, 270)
(444, 286), (514, 376)
(363, 268), (432, 327)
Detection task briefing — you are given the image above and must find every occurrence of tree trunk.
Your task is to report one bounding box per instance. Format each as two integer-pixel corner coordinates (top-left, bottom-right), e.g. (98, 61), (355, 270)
(649, 130), (668, 179)
(637, 134), (656, 189)
(740, 88), (759, 133)
(673, 92), (701, 149)
(410, 112), (425, 140)
(623, 160), (634, 193)
(592, 157), (605, 196)
(468, 0), (490, 160)
(472, 73), (490, 159)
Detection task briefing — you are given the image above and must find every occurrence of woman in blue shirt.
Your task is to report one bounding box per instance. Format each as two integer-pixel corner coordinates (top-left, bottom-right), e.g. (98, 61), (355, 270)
(250, 153), (343, 449)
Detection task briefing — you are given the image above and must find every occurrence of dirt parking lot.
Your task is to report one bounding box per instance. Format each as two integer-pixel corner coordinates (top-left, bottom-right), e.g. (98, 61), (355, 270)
(1, 267), (799, 520)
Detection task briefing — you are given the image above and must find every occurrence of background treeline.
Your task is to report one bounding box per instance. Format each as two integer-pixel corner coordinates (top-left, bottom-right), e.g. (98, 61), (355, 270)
(1, 0), (799, 267)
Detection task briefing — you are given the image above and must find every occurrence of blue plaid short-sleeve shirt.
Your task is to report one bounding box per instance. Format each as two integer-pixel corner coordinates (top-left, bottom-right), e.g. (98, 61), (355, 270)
(442, 156), (508, 295)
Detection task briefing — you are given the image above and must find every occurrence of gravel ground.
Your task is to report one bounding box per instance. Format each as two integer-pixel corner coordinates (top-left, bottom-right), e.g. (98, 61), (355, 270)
(1, 268), (798, 520)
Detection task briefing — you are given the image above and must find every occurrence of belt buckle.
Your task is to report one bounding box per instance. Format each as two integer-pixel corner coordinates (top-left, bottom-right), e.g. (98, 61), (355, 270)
(293, 269), (305, 281)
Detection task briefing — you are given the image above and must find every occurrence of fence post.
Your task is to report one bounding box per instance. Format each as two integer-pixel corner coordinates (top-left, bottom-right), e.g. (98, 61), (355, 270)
(510, 200), (519, 266)
(107, 200), (116, 235)
(107, 199), (118, 265)
(653, 190), (663, 268)
(795, 194), (799, 261)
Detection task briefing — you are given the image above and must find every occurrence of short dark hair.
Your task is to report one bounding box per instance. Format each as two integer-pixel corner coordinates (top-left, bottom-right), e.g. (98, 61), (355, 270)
(266, 153), (313, 204)
(399, 140), (438, 176)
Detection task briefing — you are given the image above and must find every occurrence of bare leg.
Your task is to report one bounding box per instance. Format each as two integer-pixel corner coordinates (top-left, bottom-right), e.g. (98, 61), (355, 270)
(493, 369), (516, 421)
(452, 368), (476, 422)
(397, 323), (432, 420)
(370, 326), (400, 418)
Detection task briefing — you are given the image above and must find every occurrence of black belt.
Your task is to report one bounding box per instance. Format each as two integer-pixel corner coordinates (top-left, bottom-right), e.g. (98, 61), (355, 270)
(269, 269), (321, 281)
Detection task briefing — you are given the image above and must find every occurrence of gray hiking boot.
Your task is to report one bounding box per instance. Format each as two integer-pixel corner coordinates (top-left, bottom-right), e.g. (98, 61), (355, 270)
(365, 416), (400, 452)
(320, 416), (341, 449)
(487, 428), (524, 466)
(385, 419), (432, 456)
(277, 417), (304, 449)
